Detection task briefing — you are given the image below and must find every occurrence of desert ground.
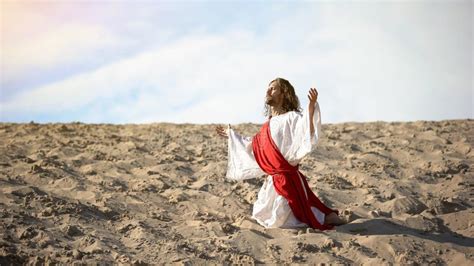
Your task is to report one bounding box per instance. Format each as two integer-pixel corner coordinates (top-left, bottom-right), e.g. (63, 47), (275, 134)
(0, 119), (473, 264)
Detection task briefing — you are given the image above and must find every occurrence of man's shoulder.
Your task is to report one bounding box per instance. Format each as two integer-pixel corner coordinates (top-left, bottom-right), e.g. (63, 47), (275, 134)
(278, 110), (302, 124)
(285, 110), (303, 118)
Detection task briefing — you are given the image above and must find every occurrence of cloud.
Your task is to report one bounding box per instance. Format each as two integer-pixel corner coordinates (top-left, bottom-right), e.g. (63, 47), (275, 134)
(0, 1), (173, 97)
(1, 1), (472, 123)
(1, 31), (274, 123)
(2, 23), (131, 81)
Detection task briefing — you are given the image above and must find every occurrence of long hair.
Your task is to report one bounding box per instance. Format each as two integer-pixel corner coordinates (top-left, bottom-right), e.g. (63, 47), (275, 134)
(264, 77), (302, 118)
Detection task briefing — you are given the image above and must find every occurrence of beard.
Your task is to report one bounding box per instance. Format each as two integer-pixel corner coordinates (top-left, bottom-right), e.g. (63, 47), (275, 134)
(265, 96), (274, 105)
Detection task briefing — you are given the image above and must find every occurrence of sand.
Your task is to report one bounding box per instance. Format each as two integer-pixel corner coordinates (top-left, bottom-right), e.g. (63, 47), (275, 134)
(0, 119), (473, 264)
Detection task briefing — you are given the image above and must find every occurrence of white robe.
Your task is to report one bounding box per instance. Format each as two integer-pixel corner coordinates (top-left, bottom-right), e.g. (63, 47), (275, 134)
(226, 102), (324, 228)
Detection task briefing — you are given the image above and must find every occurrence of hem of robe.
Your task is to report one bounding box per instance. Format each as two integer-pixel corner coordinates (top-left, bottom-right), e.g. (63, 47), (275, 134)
(252, 205), (326, 229)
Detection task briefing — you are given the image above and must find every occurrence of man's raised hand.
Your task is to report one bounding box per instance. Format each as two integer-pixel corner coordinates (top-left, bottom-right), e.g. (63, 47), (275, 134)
(307, 88), (318, 137)
(308, 87), (318, 113)
(308, 88), (318, 105)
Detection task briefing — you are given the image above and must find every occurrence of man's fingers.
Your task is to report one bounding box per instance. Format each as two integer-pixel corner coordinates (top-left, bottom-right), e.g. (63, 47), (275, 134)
(215, 125), (228, 138)
(307, 88), (319, 103)
(309, 88), (318, 97)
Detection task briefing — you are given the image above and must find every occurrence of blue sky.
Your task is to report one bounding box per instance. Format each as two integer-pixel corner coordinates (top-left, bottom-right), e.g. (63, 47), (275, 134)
(1, 0), (472, 124)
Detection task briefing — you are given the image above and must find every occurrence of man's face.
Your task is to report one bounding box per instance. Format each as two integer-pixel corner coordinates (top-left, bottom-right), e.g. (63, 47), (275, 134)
(266, 82), (284, 107)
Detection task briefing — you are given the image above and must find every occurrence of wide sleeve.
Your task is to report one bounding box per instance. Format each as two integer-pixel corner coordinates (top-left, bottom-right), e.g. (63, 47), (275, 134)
(225, 126), (265, 180)
(286, 101), (322, 163)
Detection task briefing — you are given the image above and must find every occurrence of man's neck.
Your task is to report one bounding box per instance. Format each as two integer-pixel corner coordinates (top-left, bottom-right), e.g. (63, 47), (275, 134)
(271, 106), (285, 117)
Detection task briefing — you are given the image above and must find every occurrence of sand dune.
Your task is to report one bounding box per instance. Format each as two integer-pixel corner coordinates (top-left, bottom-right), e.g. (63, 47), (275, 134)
(0, 119), (473, 264)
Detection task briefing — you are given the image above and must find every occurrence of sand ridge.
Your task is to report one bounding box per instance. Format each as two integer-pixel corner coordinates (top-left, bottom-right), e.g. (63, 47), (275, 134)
(0, 120), (473, 264)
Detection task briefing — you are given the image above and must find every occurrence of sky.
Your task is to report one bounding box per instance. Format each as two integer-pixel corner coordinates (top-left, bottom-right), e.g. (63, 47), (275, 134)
(0, 0), (472, 124)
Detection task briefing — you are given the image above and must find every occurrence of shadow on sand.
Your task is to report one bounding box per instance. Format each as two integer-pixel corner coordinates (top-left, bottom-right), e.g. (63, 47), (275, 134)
(335, 218), (474, 247)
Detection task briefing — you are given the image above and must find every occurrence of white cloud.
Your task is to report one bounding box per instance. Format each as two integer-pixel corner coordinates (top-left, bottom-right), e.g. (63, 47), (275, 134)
(2, 23), (133, 82)
(1, 1), (472, 123)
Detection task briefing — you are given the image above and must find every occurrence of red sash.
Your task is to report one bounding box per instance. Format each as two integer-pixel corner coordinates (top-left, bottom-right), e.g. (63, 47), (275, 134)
(252, 121), (338, 230)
